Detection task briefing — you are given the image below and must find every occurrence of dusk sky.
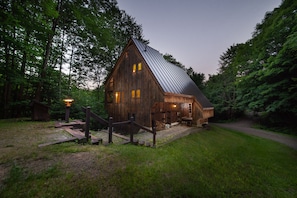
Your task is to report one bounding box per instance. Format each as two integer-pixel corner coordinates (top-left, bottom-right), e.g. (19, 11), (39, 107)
(116, 0), (282, 78)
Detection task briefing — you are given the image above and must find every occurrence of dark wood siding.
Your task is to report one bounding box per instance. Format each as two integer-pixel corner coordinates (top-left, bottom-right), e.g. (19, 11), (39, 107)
(105, 43), (164, 127)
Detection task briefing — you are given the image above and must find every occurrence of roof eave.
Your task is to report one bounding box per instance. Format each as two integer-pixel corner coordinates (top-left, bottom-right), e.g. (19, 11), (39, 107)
(164, 92), (194, 99)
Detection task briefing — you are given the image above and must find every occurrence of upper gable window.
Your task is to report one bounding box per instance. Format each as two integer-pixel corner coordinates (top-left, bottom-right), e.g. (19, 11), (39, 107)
(132, 62), (142, 73)
(132, 64), (137, 73)
(138, 63), (142, 71)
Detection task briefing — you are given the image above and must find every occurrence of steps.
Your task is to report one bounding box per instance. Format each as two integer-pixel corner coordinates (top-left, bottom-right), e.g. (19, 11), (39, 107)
(53, 120), (155, 147)
(55, 120), (102, 145)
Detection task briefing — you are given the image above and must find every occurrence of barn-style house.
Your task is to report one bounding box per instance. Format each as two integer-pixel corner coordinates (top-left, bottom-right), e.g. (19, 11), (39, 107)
(105, 38), (213, 130)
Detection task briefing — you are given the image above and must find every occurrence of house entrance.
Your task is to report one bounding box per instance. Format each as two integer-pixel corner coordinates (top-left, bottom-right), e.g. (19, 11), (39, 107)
(151, 102), (194, 129)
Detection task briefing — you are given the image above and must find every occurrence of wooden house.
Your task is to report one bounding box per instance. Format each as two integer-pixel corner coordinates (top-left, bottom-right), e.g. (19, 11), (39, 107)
(105, 38), (213, 131)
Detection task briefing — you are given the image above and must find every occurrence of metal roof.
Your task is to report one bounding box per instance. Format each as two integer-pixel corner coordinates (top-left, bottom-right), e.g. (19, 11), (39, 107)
(132, 38), (213, 108)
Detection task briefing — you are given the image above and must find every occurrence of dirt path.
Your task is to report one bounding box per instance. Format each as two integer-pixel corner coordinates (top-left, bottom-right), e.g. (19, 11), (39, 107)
(213, 119), (297, 150)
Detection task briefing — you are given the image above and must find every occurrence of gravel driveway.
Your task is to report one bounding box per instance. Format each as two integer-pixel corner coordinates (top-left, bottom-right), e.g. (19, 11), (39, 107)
(213, 119), (297, 150)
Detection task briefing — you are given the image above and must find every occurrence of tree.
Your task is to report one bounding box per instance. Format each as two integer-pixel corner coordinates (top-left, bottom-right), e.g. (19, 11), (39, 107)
(205, 44), (243, 120)
(186, 67), (205, 90)
(0, 0), (52, 117)
(0, 0), (147, 119)
(204, 0), (297, 130)
(236, 0), (297, 127)
(163, 53), (185, 70)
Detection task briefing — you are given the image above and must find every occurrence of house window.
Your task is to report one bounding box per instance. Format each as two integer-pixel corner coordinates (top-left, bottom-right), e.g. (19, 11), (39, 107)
(136, 89), (141, 98)
(107, 92), (113, 103)
(133, 62), (142, 73)
(138, 62), (142, 71)
(115, 92), (120, 103)
(131, 90), (135, 98)
(131, 89), (140, 98)
(132, 64), (136, 73)
(109, 78), (114, 90)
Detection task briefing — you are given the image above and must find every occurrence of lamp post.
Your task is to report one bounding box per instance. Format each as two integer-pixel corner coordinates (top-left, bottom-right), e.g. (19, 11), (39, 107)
(63, 98), (74, 123)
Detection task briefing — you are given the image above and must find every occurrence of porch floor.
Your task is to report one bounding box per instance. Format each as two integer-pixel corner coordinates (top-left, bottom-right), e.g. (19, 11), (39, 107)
(91, 124), (204, 147)
(136, 125), (203, 147)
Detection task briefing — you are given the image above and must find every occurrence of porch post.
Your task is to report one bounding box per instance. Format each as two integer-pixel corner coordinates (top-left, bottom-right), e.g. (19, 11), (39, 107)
(108, 117), (113, 143)
(130, 116), (134, 143)
(152, 119), (156, 147)
(85, 106), (91, 141)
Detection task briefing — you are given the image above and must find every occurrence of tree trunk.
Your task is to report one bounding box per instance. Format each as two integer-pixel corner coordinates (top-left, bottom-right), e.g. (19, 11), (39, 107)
(35, 29), (56, 101)
(16, 32), (30, 117)
(35, 1), (61, 101)
(68, 46), (74, 94)
(3, 43), (11, 118)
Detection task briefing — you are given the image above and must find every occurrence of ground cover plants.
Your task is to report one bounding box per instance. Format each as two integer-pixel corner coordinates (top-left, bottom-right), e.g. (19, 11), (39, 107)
(0, 119), (296, 197)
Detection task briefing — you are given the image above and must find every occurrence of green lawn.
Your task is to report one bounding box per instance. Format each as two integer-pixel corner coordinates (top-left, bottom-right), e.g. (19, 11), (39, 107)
(0, 120), (296, 197)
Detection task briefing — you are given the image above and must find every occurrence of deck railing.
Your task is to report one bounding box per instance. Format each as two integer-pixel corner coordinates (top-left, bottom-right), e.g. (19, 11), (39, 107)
(82, 106), (156, 146)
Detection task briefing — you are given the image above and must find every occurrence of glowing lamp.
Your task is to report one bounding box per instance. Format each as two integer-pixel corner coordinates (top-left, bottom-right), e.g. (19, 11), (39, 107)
(63, 98), (74, 123)
(63, 98), (74, 107)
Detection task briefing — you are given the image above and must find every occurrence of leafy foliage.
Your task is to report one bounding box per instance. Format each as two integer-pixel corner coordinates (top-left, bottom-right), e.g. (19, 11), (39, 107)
(0, 0), (146, 119)
(238, 0), (297, 127)
(205, 44), (243, 120)
(163, 53), (186, 70)
(163, 53), (206, 90)
(205, 0), (297, 129)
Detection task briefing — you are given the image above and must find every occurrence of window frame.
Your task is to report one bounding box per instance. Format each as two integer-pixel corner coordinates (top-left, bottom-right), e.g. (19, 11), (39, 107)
(115, 92), (120, 103)
(131, 90), (135, 98)
(136, 89), (141, 98)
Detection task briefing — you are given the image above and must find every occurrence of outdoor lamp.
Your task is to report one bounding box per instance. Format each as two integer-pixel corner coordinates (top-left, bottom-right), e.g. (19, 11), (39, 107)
(63, 98), (74, 107)
(63, 98), (74, 122)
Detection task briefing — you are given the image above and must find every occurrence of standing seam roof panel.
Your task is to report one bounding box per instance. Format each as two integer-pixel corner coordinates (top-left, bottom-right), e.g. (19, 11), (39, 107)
(132, 38), (213, 108)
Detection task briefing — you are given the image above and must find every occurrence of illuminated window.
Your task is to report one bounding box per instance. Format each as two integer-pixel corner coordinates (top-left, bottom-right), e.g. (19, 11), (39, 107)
(131, 90), (135, 98)
(136, 89), (141, 98)
(138, 62), (142, 71)
(115, 92), (120, 103)
(132, 64), (136, 73)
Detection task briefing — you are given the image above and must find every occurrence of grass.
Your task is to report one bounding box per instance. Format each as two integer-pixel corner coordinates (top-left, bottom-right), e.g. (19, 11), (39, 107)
(0, 120), (296, 197)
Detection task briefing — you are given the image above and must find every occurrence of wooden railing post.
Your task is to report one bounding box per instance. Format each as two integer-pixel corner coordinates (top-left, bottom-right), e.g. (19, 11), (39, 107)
(108, 117), (113, 143)
(130, 116), (134, 144)
(85, 106), (91, 142)
(152, 119), (156, 147)
(65, 106), (70, 123)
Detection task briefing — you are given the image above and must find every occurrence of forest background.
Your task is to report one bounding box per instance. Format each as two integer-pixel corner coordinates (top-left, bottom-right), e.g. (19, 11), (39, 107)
(1, 0), (296, 134)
